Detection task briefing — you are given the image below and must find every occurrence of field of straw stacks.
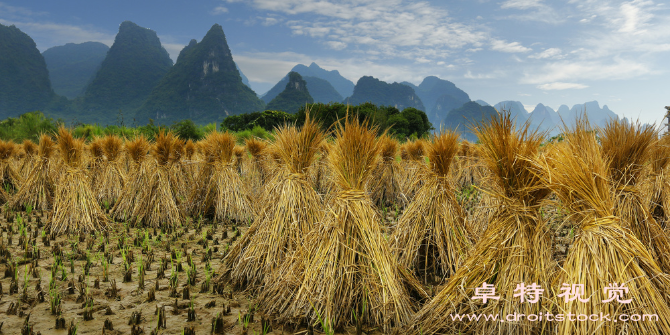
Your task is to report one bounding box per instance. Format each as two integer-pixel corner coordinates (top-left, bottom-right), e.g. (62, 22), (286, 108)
(0, 111), (668, 335)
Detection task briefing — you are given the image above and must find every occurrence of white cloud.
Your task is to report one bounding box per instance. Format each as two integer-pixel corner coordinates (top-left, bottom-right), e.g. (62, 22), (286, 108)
(326, 41), (347, 50)
(231, 0), (489, 62)
(464, 70), (500, 79)
(522, 58), (652, 84)
(537, 82), (589, 90)
(501, 0), (544, 10)
(211, 6), (228, 15)
(491, 39), (531, 53)
(0, 19), (115, 50)
(529, 47), (563, 59)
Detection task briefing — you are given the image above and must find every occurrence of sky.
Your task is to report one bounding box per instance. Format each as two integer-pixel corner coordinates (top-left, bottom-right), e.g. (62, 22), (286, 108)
(1, 0), (669, 125)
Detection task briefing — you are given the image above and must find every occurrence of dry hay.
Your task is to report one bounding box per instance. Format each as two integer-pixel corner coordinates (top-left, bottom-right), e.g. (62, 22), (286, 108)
(0, 140), (23, 203)
(190, 131), (253, 223)
(643, 134), (670, 227)
(129, 131), (184, 228)
(222, 115), (324, 290)
(409, 113), (555, 335)
(600, 119), (670, 273)
(49, 128), (109, 234)
(259, 116), (418, 332)
(369, 135), (404, 208)
(391, 130), (473, 285)
(534, 117), (670, 335)
(19, 139), (38, 175)
(93, 135), (126, 207)
(399, 139), (426, 204)
(243, 137), (269, 203)
(8, 135), (56, 211)
(110, 136), (151, 223)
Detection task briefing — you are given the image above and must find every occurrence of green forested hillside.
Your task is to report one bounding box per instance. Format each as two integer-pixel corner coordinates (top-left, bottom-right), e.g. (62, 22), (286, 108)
(265, 72), (314, 113)
(42, 42), (109, 99)
(135, 24), (264, 125)
(0, 24), (55, 119)
(80, 21), (173, 124)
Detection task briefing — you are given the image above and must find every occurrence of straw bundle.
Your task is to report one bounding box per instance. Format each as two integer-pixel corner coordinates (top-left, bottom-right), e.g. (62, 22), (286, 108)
(534, 118), (670, 335)
(259, 116), (417, 331)
(110, 136), (151, 222)
(600, 119), (670, 272)
(222, 115), (324, 290)
(49, 128), (109, 234)
(391, 131), (472, 284)
(20, 139), (38, 175)
(399, 140), (425, 204)
(409, 113), (555, 335)
(190, 131), (252, 223)
(93, 135), (125, 207)
(233, 145), (245, 174)
(244, 137), (269, 202)
(131, 131), (184, 228)
(0, 140), (22, 203)
(369, 135), (404, 208)
(8, 135), (56, 211)
(168, 137), (189, 202)
(643, 134), (670, 226)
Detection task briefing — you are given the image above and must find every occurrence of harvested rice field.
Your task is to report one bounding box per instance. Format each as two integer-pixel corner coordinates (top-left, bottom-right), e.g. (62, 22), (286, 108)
(0, 113), (669, 334)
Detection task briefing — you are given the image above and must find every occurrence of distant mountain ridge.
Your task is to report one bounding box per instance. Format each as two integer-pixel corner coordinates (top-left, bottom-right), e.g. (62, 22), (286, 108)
(290, 62), (354, 98)
(80, 21), (173, 124)
(42, 42), (109, 99)
(136, 24), (264, 124)
(0, 23), (55, 118)
(262, 73), (342, 105)
(265, 72), (313, 113)
(403, 76), (471, 128)
(346, 76), (425, 112)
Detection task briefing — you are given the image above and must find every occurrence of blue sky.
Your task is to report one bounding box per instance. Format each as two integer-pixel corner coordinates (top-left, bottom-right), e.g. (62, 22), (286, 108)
(1, 0), (669, 125)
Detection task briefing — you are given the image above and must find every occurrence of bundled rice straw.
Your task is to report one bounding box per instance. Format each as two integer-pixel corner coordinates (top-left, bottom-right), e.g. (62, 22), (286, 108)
(94, 135), (125, 207)
(399, 140), (426, 204)
(233, 145), (245, 174)
(168, 137), (189, 202)
(643, 134), (670, 227)
(49, 128), (109, 234)
(9, 135), (55, 211)
(391, 131), (472, 284)
(244, 137), (268, 202)
(369, 135), (404, 208)
(259, 116), (418, 332)
(128, 131), (184, 228)
(534, 118), (670, 335)
(221, 114), (324, 290)
(190, 131), (253, 223)
(111, 136), (151, 222)
(409, 113), (555, 335)
(0, 140), (23, 204)
(20, 139), (38, 175)
(600, 119), (670, 272)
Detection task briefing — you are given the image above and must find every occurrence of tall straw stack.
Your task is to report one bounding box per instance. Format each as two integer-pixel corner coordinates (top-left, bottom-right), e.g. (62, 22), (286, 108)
(534, 118), (670, 335)
(369, 135), (404, 208)
(221, 115), (324, 290)
(643, 134), (670, 227)
(391, 131), (472, 284)
(244, 137), (268, 202)
(190, 131), (252, 223)
(600, 119), (670, 272)
(20, 139), (38, 175)
(9, 135), (55, 211)
(111, 136), (151, 222)
(259, 116), (418, 332)
(0, 140), (22, 204)
(130, 131), (184, 228)
(94, 135), (125, 207)
(50, 128), (109, 234)
(399, 139), (426, 204)
(409, 113), (555, 335)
